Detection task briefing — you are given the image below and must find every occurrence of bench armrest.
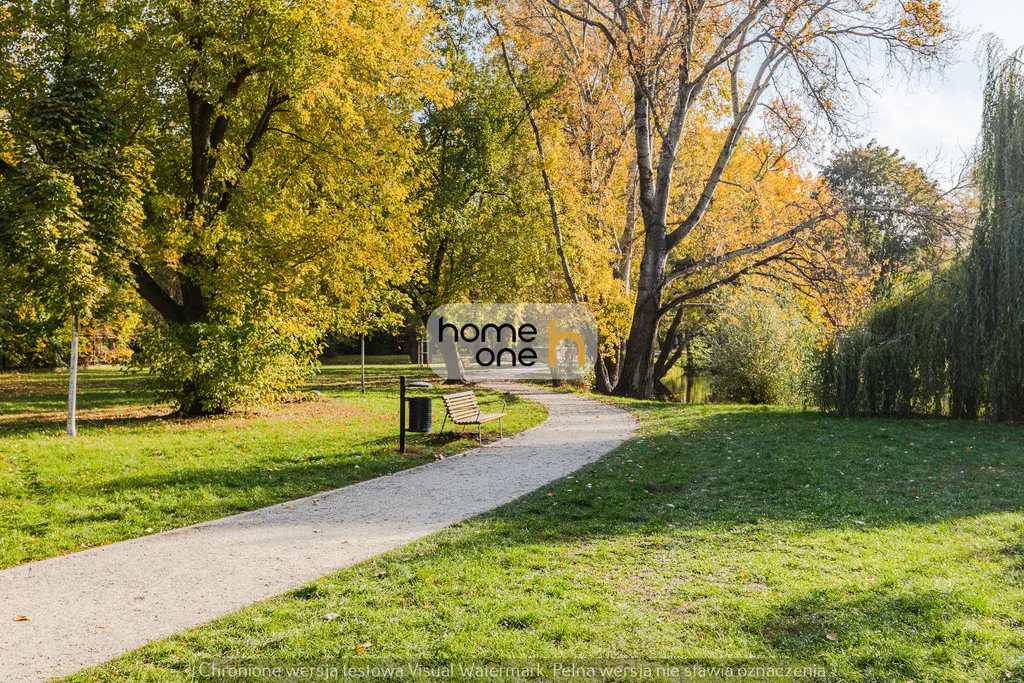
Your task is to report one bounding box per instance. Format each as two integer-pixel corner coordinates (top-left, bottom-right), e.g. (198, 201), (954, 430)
(478, 397), (507, 413)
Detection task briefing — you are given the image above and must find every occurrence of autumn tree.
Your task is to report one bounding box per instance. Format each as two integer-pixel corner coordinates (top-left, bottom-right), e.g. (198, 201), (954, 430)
(407, 56), (557, 334)
(404, 6), (563, 379)
(0, 165), (99, 435)
(487, 5), (640, 390)
(519, 0), (951, 398)
(2, 0), (448, 413)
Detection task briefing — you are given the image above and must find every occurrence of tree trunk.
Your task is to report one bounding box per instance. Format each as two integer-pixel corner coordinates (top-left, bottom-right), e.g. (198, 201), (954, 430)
(402, 321), (420, 364)
(360, 335), (365, 393)
(613, 237), (667, 399)
(440, 336), (467, 384)
(594, 354), (613, 394)
(611, 74), (673, 400)
(67, 315), (78, 437)
(684, 341), (695, 405)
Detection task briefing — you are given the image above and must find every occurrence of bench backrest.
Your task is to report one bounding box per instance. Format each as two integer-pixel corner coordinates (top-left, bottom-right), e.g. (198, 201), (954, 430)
(441, 391), (480, 423)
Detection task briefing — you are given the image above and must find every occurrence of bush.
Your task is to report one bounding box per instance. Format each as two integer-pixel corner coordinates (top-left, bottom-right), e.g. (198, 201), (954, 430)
(707, 289), (814, 406)
(135, 322), (320, 415)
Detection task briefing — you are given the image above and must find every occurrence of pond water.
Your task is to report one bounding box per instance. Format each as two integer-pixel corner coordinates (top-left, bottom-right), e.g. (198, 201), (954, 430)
(661, 366), (711, 403)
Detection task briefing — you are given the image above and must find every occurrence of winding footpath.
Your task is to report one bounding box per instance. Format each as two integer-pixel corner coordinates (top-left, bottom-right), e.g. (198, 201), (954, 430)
(0, 383), (636, 682)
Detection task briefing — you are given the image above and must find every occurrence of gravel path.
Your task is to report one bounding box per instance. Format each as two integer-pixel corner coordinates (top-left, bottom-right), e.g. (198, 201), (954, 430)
(0, 383), (636, 682)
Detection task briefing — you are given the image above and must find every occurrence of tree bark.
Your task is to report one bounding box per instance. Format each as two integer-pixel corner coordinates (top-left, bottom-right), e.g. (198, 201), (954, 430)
(594, 354), (613, 393)
(613, 228), (667, 398)
(440, 336), (467, 384)
(684, 340), (695, 405)
(67, 315), (78, 437)
(402, 321), (421, 364)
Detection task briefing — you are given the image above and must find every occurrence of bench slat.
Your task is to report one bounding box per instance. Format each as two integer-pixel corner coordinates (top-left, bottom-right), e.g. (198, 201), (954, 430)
(443, 396), (478, 406)
(446, 400), (477, 408)
(445, 401), (478, 411)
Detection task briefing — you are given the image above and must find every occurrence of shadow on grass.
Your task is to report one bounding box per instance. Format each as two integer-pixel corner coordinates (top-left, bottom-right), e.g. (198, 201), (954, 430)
(343, 403), (1024, 670)
(761, 586), (991, 677)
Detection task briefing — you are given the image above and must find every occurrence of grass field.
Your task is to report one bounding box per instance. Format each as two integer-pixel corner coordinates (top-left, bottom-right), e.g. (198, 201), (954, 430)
(64, 399), (1024, 682)
(0, 361), (547, 569)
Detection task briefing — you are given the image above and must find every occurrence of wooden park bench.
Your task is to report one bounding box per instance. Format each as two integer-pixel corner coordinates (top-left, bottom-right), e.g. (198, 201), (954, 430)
(440, 391), (507, 443)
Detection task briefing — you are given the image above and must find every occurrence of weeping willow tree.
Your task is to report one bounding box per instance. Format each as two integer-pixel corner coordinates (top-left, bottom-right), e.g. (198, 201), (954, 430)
(969, 44), (1024, 420)
(818, 43), (1024, 421)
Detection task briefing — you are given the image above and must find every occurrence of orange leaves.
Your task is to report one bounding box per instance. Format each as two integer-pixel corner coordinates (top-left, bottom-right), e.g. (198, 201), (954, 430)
(900, 1), (948, 46)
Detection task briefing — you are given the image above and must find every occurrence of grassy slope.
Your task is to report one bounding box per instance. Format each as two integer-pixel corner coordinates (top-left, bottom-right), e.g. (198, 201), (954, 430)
(66, 401), (1024, 682)
(0, 362), (546, 569)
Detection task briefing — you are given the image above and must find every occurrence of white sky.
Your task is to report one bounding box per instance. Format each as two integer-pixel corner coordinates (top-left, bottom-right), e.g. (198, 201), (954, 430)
(851, 0), (1024, 176)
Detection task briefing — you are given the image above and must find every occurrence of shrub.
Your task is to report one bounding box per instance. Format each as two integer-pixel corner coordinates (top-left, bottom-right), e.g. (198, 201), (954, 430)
(135, 322), (320, 415)
(708, 289), (814, 406)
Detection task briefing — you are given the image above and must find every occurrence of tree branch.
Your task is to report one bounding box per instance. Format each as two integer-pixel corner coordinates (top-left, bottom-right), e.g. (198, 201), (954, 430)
(0, 158), (19, 179)
(659, 249), (792, 315)
(130, 262), (186, 324)
(488, 14), (581, 304)
(665, 211), (840, 284)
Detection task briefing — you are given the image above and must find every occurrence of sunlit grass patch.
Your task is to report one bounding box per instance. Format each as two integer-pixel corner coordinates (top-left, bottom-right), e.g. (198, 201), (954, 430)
(0, 363), (546, 569)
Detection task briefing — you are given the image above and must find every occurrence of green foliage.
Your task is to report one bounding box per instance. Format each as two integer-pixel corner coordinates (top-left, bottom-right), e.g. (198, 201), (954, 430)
(404, 37), (557, 324)
(707, 289), (813, 405)
(822, 142), (954, 297)
(135, 322), (321, 415)
(0, 279), (64, 370)
(815, 273), (958, 417)
(817, 43), (1024, 421)
(968, 41), (1024, 421)
(0, 164), (99, 315)
(0, 62), (147, 371)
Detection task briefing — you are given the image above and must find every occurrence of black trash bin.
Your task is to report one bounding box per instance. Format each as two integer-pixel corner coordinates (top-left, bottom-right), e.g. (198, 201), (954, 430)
(407, 396), (432, 433)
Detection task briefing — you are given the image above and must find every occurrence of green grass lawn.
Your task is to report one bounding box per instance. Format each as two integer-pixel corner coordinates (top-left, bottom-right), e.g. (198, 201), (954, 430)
(65, 400), (1024, 682)
(0, 362), (546, 569)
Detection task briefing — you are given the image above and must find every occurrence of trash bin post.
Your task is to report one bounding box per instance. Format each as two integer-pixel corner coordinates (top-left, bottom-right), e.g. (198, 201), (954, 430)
(399, 375), (407, 454)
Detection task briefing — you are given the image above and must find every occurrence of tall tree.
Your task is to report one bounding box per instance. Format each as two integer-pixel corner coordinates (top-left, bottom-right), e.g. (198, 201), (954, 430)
(404, 8), (561, 379)
(491, 7), (638, 391)
(525, 0), (950, 398)
(0, 168), (98, 435)
(2, 0), (448, 413)
(0, 60), (145, 435)
(823, 141), (958, 297)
